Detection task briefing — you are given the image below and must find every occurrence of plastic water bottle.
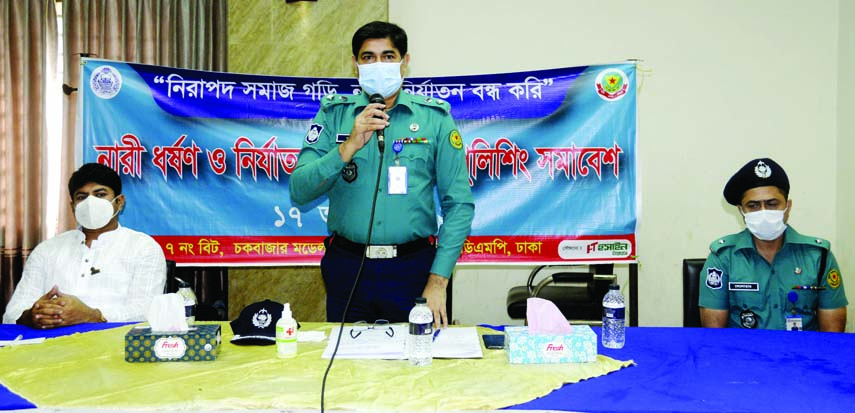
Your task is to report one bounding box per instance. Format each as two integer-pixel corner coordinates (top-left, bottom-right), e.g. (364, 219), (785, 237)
(407, 297), (434, 367)
(602, 284), (626, 349)
(276, 303), (298, 358)
(175, 277), (197, 326)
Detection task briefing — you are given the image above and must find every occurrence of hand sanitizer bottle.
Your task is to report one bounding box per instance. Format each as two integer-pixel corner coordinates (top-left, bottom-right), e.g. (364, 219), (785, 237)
(276, 303), (298, 358)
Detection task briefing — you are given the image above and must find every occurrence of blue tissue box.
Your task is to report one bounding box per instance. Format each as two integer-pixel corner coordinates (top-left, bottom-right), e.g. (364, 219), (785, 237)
(505, 325), (597, 364)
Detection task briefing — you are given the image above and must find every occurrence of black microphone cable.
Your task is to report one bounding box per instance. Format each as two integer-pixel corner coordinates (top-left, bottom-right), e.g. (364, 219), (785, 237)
(320, 127), (386, 412)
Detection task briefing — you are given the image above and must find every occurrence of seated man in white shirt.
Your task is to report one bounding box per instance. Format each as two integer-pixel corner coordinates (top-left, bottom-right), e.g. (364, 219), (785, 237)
(3, 163), (166, 328)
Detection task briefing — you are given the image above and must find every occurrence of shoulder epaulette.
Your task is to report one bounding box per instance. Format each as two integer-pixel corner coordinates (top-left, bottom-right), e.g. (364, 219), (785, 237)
(709, 234), (739, 253)
(411, 94), (451, 113)
(321, 94), (356, 108)
(789, 233), (830, 250)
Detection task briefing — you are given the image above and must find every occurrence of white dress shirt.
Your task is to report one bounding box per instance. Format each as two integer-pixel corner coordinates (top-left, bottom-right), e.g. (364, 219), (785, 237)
(2, 226), (166, 324)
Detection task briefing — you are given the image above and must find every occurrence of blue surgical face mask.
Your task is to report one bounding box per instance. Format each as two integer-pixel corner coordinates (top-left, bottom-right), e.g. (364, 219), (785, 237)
(357, 62), (403, 98)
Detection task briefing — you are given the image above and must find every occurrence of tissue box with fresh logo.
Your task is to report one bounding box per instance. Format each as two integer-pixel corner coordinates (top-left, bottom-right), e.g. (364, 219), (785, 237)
(124, 324), (221, 363)
(505, 325), (597, 364)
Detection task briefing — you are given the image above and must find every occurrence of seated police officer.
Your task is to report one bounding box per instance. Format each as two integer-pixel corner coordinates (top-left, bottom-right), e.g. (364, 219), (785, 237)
(3, 163), (166, 328)
(699, 158), (847, 331)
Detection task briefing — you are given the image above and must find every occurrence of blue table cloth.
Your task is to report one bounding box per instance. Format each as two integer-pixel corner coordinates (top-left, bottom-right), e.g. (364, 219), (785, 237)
(3, 324), (854, 412)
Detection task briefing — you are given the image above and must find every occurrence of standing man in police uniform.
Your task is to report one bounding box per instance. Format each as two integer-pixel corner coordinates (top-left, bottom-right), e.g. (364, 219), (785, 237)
(290, 21), (474, 328)
(699, 158), (847, 331)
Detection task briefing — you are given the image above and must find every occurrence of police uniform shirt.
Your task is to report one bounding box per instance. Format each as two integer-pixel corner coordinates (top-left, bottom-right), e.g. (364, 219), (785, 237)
(289, 91), (475, 278)
(698, 226), (848, 330)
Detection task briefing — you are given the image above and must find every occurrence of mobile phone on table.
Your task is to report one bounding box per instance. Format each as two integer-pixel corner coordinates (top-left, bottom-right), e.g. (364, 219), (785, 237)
(482, 334), (505, 349)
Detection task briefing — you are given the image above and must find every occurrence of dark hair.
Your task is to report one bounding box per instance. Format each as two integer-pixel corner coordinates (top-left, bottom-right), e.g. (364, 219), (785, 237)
(351, 21), (408, 57)
(67, 163), (122, 197)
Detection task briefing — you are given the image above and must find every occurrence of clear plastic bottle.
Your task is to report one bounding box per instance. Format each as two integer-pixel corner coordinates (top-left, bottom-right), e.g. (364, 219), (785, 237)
(602, 284), (626, 349)
(407, 297), (434, 367)
(175, 277), (197, 326)
(276, 303), (298, 358)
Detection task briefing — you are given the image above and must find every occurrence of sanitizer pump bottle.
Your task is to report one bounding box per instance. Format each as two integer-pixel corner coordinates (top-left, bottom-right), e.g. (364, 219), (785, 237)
(276, 303), (298, 358)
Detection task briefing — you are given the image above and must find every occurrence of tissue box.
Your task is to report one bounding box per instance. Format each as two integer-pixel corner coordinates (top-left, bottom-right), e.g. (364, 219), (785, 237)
(505, 325), (597, 364)
(125, 324), (222, 363)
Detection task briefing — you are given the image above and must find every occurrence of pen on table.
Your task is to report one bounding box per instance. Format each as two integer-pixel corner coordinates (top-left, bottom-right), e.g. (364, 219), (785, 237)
(432, 328), (441, 342)
(792, 285), (826, 291)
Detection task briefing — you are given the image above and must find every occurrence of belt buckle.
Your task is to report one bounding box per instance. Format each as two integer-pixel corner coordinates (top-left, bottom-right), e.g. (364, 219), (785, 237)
(366, 245), (396, 259)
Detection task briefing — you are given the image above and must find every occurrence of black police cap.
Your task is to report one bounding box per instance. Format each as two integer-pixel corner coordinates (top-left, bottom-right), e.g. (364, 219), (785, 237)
(723, 158), (789, 206)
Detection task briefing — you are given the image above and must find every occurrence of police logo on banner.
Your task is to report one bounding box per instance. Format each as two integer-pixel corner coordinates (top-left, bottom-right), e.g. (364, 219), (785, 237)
(89, 65), (122, 99)
(595, 68), (629, 101)
(706, 267), (723, 289)
(305, 123), (323, 145)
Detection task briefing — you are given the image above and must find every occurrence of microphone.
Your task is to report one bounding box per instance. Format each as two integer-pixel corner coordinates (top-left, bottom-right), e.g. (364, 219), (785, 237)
(368, 93), (386, 153)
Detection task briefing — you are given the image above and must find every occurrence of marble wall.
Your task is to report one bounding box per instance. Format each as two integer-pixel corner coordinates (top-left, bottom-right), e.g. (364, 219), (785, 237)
(226, 0), (387, 321)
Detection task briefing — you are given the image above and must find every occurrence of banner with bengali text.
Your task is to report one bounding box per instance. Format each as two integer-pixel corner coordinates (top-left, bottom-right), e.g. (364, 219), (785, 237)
(80, 58), (638, 265)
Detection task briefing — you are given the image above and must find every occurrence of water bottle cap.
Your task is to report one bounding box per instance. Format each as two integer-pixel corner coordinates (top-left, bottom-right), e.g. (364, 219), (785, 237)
(415, 297), (427, 304)
(175, 277), (190, 289)
(282, 303), (292, 319)
(609, 284), (620, 290)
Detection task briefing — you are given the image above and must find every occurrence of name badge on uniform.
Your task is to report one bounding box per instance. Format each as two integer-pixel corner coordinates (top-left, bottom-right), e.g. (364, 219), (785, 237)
(388, 166), (407, 194)
(728, 282), (759, 291)
(786, 314), (803, 331)
(785, 291), (802, 331)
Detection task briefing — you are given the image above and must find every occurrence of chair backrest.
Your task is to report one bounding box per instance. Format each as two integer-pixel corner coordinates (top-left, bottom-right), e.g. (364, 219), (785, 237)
(164, 259), (177, 294)
(507, 264), (617, 323)
(682, 258), (706, 327)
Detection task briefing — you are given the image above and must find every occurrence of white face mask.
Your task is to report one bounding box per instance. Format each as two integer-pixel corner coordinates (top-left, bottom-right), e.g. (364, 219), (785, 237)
(75, 196), (118, 230)
(358, 62), (403, 98)
(741, 208), (788, 241)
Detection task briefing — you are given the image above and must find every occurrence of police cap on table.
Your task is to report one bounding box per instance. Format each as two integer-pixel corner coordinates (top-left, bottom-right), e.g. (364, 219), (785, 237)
(723, 158), (789, 206)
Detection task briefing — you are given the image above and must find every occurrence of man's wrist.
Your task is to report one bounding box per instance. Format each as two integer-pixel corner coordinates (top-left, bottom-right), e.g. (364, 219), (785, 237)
(17, 309), (34, 327)
(338, 140), (356, 163)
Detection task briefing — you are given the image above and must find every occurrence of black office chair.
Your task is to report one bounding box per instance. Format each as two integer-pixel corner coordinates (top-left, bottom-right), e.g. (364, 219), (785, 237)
(682, 258), (706, 327)
(506, 264), (615, 325)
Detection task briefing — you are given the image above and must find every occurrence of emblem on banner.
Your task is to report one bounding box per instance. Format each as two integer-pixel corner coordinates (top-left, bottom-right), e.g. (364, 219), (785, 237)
(89, 65), (123, 99)
(595, 68), (629, 101)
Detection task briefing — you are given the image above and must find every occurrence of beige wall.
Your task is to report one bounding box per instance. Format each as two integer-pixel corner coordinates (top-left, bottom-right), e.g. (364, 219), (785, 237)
(391, 0), (852, 328)
(837, 1), (855, 331)
(227, 0), (854, 329)
(226, 0), (386, 321)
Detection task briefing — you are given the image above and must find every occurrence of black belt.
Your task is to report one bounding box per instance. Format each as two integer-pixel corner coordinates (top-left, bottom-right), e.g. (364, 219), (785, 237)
(329, 234), (434, 259)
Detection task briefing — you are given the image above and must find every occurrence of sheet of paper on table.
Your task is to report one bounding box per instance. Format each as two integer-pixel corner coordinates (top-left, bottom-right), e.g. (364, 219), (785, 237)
(321, 326), (483, 359)
(0, 337), (46, 347)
